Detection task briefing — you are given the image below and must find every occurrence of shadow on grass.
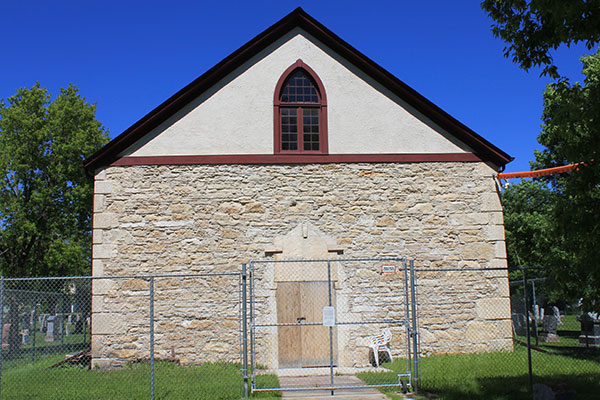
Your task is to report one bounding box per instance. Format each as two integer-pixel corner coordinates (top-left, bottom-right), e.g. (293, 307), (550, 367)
(541, 345), (600, 361)
(420, 373), (600, 400)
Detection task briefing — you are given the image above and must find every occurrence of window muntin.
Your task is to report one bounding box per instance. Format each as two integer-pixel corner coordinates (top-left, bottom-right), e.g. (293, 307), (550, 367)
(281, 70), (319, 103)
(276, 66), (325, 153)
(281, 108), (298, 151)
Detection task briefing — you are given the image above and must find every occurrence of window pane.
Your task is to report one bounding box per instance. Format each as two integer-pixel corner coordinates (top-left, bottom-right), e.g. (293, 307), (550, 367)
(280, 70), (319, 103)
(281, 108), (298, 151)
(298, 107), (319, 151)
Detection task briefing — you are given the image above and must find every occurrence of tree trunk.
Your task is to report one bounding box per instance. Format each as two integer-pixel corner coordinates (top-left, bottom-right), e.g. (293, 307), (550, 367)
(7, 295), (21, 359)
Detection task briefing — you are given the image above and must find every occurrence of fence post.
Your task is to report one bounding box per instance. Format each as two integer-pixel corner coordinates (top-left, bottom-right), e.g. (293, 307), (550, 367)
(0, 275), (4, 400)
(249, 262), (255, 391)
(241, 264), (249, 398)
(32, 302), (37, 362)
(409, 260), (419, 392)
(327, 260), (334, 396)
(522, 269), (533, 394)
(149, 276), (155, 400)
(402, 258), (412, 389)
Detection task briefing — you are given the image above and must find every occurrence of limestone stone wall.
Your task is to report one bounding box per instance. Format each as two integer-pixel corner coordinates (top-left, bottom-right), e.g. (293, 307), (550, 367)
(91, 162), (511, 368)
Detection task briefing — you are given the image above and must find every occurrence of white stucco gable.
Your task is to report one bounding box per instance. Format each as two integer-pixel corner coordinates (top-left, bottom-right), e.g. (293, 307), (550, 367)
(120, 30), (471, 158)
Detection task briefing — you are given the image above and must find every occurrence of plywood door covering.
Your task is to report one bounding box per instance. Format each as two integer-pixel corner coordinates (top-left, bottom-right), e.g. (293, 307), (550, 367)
(277, 281), (337, 368)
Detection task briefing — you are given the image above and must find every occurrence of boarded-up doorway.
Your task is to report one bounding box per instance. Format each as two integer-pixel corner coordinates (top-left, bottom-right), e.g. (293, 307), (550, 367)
(276, 281), (337, 368)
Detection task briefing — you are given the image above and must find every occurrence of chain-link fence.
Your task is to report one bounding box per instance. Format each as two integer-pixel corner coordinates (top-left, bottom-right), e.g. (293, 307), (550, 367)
(0, 272), (243, 400)
(411, 266), (600, 400)
(1, 265), (598, 399)
(248, 257), (415, 395)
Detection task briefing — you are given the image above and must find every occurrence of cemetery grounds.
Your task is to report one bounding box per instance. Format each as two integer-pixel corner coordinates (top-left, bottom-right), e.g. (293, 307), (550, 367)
(2, 315), (598, 399)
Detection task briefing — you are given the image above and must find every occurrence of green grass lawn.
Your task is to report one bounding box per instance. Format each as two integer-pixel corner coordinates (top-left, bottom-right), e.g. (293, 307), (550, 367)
(2, 354), (280, 399)
(359, 316), (600, 400)
(4, 315), (599, 399)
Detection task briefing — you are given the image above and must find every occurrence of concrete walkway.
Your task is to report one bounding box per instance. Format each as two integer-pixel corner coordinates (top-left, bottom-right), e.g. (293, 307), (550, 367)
(279, 375), (395, 399)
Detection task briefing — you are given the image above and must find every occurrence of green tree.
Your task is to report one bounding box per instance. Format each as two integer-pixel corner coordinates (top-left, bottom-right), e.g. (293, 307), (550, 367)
(501, 180), (556, 268)
(481, 0), (600, 78)
(483, 0), (600, 309)
(0, 83), (109, 278)
(532, 51), (600, 309)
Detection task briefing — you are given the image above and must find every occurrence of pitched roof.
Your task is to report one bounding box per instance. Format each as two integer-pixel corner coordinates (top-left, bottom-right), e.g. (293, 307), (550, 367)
(83, 7), (513, 171)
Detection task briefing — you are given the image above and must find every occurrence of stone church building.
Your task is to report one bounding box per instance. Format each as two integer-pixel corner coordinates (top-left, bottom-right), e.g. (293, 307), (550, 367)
(84, 8), (513, 369)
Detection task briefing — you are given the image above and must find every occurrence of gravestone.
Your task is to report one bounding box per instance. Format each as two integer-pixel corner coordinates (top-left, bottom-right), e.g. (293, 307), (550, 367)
(512, 313), (527, 336)
(578, 313), (600, 347)
(552, 306), (563, 325)
(1, 324), (11, 349)
(73, 317), (84, 334)
(539, 314), (559, 342)
(39, 314), (48, 333)
(21, 329), (30, 345)
(45, 316), (55, 342)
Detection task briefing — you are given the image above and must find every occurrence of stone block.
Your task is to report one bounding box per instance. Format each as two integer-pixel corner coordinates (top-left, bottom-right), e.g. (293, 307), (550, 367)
(94, 213), (118, 229)
(376, 216), (396, 227)
(465, 321), (497, 341)
(95, 168), (107, 180)
(122, 278), (149, 291)
(451, 213), (489, 226)
(92, 313), (125, 335)
(485, 225), (506, 241)
(218, 202), (243, 213)
(481, 193), (502, 212)
(461, 242), (493, 260)
(476, 298), (511, 320)
(93, 244), (115, 259)
(489, 212), (505, 225)
(92, 229), (103, 245)
(494, 241), (508, 259)
(92, 259), (104, 276)
(94, 180), (113, 194)
(94, 195), (106, 213)
(91, 295), (105, 313)
(92, 279), (114, 295)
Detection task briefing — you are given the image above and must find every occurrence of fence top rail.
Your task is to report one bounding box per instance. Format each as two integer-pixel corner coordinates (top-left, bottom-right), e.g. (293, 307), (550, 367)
(2, 271), (241, 282)
(249, 256), (407, 264)
(411, 266), (551, 272)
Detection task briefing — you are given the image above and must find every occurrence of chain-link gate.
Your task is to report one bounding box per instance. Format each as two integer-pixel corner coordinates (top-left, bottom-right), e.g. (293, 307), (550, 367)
(244, 257), (419, 395)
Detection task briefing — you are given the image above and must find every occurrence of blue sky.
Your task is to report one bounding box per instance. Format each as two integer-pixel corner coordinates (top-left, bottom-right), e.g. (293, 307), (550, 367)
(1, 1), (593, 173)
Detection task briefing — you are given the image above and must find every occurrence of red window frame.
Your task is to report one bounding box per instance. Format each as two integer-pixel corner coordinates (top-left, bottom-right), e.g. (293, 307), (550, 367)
(274, 60), (328, 154)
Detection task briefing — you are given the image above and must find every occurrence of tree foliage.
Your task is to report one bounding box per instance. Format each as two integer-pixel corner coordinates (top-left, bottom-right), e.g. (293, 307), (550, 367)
(0, 83), (109, 277)
(483, 1), (600, 309)
(501, 180), (556, 268)
(532, 51), (600, 309)
(481, 0), (600, 78)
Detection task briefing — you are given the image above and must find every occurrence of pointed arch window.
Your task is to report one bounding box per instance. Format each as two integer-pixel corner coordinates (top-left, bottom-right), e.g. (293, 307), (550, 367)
(274, 60), (328, 154)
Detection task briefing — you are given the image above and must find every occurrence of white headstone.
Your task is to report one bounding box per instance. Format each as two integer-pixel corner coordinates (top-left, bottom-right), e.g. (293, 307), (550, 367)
(45, 316), (55, 342)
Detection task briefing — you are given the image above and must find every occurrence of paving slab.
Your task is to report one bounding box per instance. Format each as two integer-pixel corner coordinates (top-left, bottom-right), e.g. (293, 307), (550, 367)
(279, 375), (395, 399)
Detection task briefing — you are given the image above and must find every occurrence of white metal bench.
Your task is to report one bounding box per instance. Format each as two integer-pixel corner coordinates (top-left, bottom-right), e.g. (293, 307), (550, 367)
(368, 328), (393, 367)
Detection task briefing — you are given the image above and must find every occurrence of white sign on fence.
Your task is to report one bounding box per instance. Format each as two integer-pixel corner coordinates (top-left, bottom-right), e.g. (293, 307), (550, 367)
(322, 306), (335, 326)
